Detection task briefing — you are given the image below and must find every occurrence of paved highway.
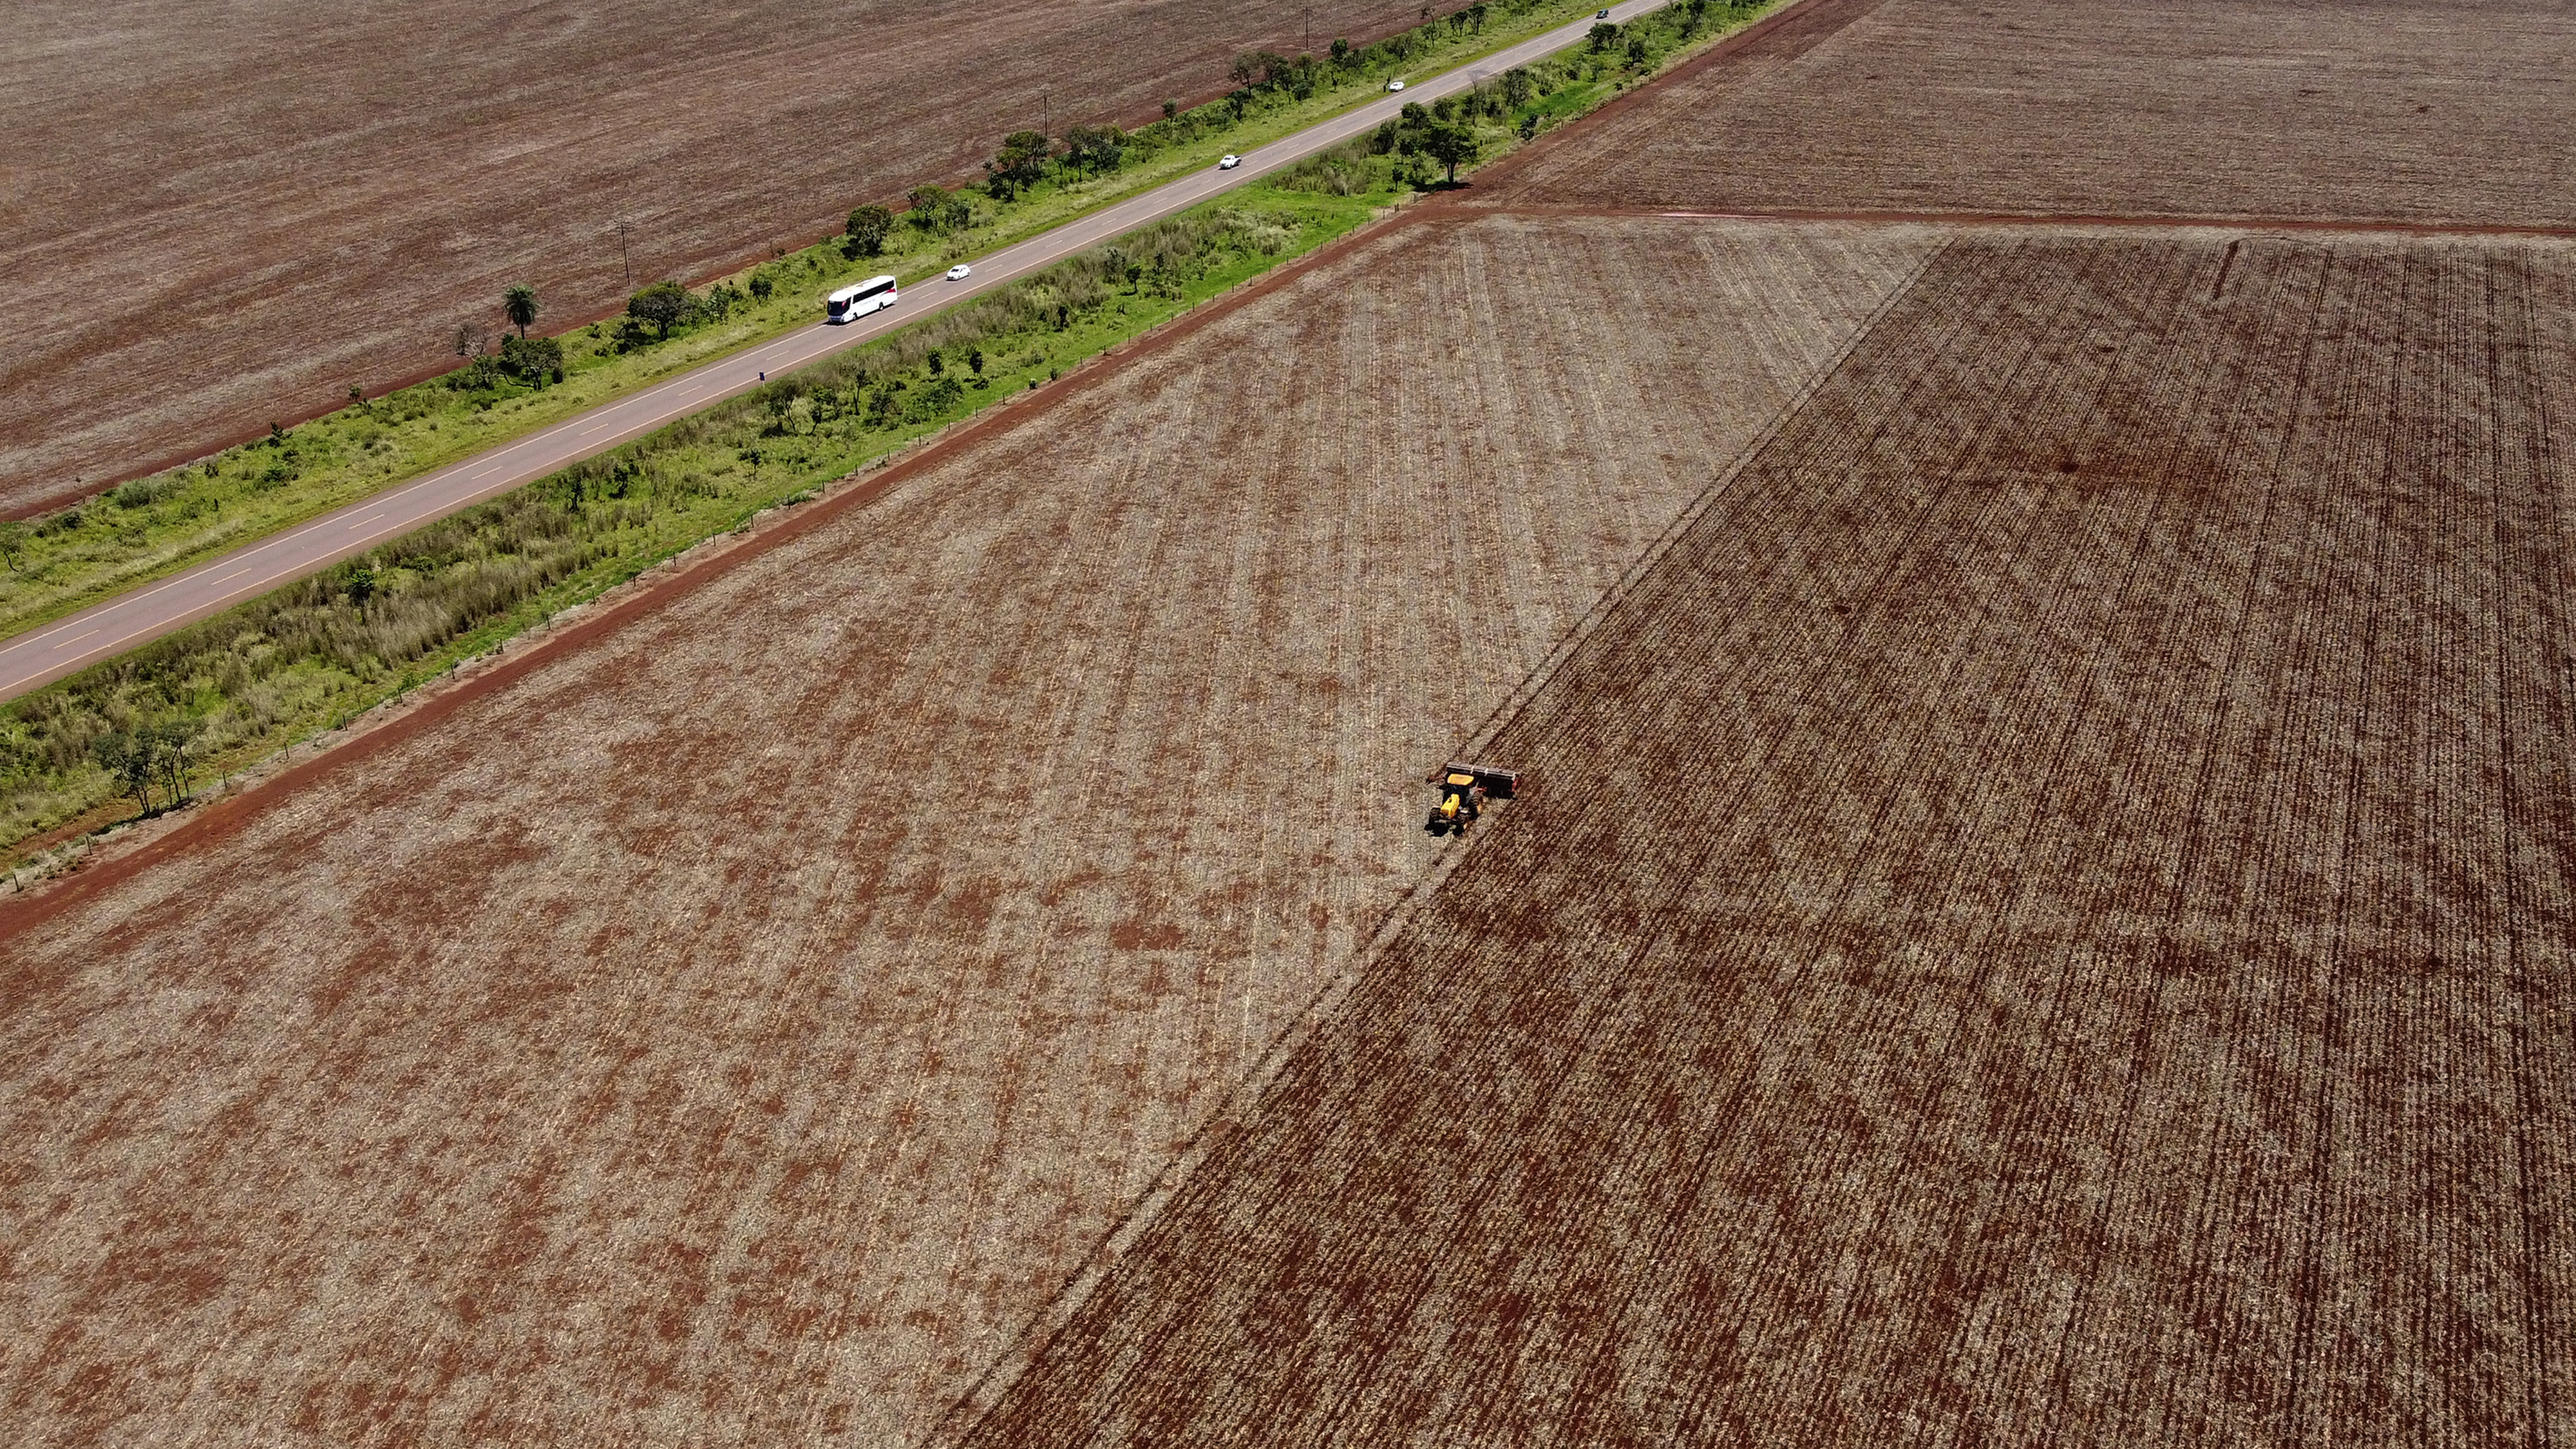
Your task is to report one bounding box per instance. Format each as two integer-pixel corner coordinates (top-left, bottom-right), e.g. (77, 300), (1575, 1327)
(0, 0), (1670, 704)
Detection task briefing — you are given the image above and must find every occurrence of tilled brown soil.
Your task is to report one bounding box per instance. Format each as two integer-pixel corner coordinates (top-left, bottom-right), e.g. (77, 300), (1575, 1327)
(0, 0), (1437, 514)
(956, 229), (2576, 1446)
(1484, 0), (2576, 229)
(0, 216), (1936, 1448)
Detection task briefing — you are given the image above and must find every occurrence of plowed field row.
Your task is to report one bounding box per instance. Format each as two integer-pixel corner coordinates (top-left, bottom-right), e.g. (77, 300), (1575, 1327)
(0, 216), (1935, 1448)
(957, 231), (2576, 1446)
(1488, 0), (2576, 229)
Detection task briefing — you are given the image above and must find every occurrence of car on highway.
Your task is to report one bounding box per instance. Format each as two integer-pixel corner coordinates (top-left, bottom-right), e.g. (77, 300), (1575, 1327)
(1595, 8), (1611, 16)
(1386, 79), (1405, 91)
(1218, 154), (1240, 169)
(945, 263), (971, 281)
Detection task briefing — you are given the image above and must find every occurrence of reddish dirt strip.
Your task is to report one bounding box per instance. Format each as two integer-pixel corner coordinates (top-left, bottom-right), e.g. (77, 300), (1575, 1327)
(0, 215), (1935, 1448)
(1480, 0), (2576, 230)
(956, 230), (2576, 1447)
(0, 0), (1440, 514)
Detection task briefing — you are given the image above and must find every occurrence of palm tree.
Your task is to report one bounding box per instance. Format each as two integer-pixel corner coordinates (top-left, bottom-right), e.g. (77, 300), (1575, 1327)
(503, 283), (538, 339)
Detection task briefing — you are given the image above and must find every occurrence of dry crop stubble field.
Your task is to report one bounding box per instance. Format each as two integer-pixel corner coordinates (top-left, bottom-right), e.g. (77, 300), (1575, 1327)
(0, 0), (1438, 516)
(958, 229), (2576, 1446)
(1485, 0), (2576, 225)
(0, 214), (1936, 1446)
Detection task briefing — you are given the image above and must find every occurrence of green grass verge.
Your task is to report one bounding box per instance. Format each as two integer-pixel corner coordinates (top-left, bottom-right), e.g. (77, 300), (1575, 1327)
(0, 0), (1638, 645)
(1, 0), (1781, 872)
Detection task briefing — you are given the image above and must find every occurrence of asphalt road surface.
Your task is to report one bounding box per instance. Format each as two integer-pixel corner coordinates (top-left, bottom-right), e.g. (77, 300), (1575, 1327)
(0, 0), (1674, 705)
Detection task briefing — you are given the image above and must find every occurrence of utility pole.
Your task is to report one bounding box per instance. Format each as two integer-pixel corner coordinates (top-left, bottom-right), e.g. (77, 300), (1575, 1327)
(1305, 6), (1312, 52)
(618, 219), (630, 286)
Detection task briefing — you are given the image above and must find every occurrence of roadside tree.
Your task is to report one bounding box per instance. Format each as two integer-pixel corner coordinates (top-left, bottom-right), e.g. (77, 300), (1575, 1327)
(91, 732), (155, 815)
(503, 283), (538, 337)
(148, 719), (200, 810)
(907, 184), (972, 231)
(1063, 124), (1127, 176)
(1421, 122), (1479, 184)
(914, 375), (966, 419)
(627, 280), (692, 339)
(846, 205), (893, 256)
(984, 130), (1055, 201)
(503, 334), (565, 384)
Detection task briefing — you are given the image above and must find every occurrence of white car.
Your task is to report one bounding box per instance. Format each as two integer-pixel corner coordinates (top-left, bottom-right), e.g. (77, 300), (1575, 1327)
(1386, 79), (1405, 91)
(945, 263), (971, 281)
(1218, 154), (1241, 169)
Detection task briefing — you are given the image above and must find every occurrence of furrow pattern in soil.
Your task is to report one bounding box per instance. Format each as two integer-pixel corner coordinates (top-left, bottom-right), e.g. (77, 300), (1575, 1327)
(958, 231), (2576, 1448)
(0, 216), (1933, 1448)
(1484, 0), (2576, 231)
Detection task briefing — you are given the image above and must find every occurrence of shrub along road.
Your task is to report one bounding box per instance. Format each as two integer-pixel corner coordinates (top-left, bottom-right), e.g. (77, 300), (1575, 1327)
(0, 0), (1688, 706)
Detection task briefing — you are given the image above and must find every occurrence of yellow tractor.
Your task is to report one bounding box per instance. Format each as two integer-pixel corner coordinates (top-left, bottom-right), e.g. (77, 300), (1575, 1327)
(1424, 762), (1519, 837)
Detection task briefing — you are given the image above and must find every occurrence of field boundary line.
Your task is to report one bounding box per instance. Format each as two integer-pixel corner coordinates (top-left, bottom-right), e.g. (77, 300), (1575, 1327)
(919, 811), (1497, 1447)
(925, 221), (1953, 1448)
(0, 198), (1457, 938)
(1461, 202), (2576, 241)
(1442, 231), (1952, 768)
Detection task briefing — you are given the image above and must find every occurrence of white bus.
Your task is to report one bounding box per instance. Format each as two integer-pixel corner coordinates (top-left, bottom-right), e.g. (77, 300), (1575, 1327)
(826, 274), (898, 323)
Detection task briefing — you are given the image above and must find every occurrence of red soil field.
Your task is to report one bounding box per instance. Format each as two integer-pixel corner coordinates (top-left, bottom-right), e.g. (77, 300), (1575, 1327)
(956, 229), (2576, 1446)
(0, 215), (1935, 1447)
(1487, 0), (2576, 227)
(0, 0), (1438, 516)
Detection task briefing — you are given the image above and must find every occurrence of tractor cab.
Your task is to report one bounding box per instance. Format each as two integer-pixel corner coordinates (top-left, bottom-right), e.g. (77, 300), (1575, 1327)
(1424, 762), (1519, 837)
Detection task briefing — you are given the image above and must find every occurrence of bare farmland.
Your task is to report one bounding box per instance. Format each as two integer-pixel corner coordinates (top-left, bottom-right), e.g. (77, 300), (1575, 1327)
(1489, 0), (2576, 226)
(0, 0), (1443, 516)
(960, 230), (2576, 1446)
(0, 216), (1935, 1447)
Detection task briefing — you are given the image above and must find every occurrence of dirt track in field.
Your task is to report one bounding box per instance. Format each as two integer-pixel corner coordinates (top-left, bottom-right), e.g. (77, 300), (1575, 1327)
(1482, 0), (2576, 227)
(0, 216), (1935, 1448)
(957, 228), (2576, 1446)
(0, 0), (1438, 516)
